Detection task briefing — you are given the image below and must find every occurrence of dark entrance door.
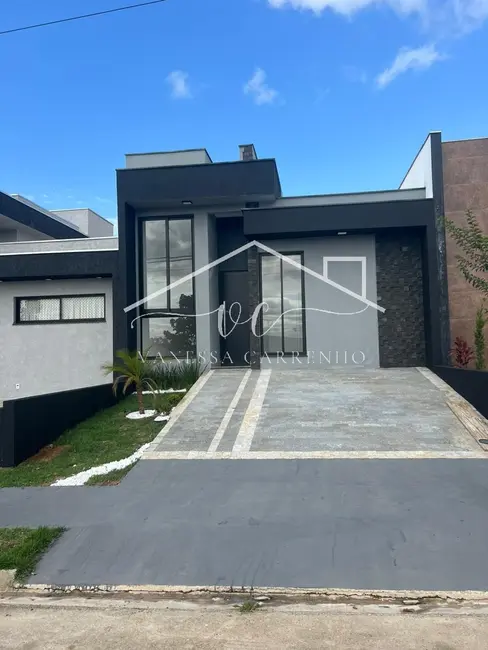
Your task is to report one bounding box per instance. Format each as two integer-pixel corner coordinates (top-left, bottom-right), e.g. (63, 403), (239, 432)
(221, 271), (250, 367)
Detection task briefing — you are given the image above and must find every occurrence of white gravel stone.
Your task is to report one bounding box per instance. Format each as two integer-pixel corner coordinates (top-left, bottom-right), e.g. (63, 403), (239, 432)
(126, 410), (156, 420)
(51, 444), (151, 486)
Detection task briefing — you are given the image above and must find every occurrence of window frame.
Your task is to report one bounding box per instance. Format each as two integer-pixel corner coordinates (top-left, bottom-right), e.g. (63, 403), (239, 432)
(14, 294), (106, 325)
(137, 215), (196, 359)
(258, 251), (307, 356)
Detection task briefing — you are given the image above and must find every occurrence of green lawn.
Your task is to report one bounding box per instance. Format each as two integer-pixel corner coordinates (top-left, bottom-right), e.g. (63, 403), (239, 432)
(0, 527), (64, 582)
(0, 392), (184, 488)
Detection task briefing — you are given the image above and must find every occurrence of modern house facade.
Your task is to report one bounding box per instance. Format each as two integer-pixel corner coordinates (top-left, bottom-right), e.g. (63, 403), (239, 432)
(116, 137), (445, 373)
(0, 132), (484, 402)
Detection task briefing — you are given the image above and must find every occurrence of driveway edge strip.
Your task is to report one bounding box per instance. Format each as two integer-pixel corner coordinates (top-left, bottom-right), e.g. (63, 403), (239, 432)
(143, 370), (215, 454)
(207, 369), (252, 453)
(18, 583), (488, 601)
(416, 367), (488, 452)
(232, 369), (271, 455)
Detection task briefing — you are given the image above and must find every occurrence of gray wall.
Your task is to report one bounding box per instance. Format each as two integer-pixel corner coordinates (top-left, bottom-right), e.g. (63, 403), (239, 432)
(0, 278), (113, 400)
(51, 209), (114, 238)
(259, 236), (380, 368)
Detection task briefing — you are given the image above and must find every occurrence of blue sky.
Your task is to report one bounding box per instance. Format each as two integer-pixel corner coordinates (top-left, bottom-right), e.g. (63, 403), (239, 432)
(1, 0), (487, 225)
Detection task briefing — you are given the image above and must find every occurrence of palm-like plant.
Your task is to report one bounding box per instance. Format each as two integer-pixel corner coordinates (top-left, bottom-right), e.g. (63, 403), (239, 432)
(102, 349), (155, 415)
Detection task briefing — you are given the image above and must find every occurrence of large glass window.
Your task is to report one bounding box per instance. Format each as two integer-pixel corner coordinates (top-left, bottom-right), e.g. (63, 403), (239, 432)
(260, 253), (305, 354)
(140, 217), (195, 358)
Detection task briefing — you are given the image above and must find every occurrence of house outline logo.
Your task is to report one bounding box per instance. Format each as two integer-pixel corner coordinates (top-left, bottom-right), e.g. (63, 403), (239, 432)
(124, 239), (385, 314)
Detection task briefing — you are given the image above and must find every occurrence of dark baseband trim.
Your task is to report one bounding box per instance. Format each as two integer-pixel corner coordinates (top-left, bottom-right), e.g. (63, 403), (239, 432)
(0, 384), (118, 467)
(243, 198), (434, 237)
(0, 250), (118, 281)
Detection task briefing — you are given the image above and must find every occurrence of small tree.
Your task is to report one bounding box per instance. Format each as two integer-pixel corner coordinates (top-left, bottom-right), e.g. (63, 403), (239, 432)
(445, 210), (488, 297)
(102, 350), (155, 415)
(474, 304), (487, 370)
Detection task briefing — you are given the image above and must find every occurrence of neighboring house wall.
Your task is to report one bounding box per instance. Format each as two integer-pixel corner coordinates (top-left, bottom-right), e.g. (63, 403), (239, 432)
(51, 209), (114, 238)
(443, 138), (488, 351)
(375, 231), (426, 367)
(0, 278), (113, 400)
(257, 235), (380, 368)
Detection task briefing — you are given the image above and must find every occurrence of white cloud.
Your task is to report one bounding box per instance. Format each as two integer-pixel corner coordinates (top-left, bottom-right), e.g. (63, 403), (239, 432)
(166, 70), (192, 99)
(267, 0), (424, 17)
(267, 0), (488, 31)
(375, 44), (444, 87)
(244, 68), (279, 105)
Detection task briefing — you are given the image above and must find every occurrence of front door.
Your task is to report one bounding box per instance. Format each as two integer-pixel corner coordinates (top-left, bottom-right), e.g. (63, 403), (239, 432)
(221, 271), (250, 367)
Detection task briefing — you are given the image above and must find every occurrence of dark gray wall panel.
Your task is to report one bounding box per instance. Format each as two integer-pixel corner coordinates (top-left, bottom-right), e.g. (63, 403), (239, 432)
(376, 231), (426, 367)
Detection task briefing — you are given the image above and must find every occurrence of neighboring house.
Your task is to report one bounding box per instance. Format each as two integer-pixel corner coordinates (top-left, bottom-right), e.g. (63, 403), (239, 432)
(0, 132), (483, 400)
(442, 138), (488, 349)
(0, 194), (116, 400)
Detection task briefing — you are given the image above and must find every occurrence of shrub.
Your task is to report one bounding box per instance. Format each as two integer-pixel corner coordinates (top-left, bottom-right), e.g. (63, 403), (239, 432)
(143, 358), (204, 390)
(152, 391), (183, 415)
(474, 304), (487, 370)
(450, 336), (475, 369)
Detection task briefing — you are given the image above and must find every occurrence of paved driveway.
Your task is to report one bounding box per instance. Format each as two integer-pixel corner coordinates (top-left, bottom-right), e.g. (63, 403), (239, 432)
(145, 367), (482, 459)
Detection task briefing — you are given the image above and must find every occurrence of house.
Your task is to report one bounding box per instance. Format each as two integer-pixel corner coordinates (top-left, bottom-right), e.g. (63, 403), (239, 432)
(0, 132), (485, 401)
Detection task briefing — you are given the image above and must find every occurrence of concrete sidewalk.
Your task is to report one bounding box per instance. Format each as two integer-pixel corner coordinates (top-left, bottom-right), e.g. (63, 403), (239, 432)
(1, 596), (488, 649)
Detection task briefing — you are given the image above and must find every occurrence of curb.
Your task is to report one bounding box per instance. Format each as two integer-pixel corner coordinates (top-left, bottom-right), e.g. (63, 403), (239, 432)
(417, 367), (488, 453)
(0, 570), (16, 592)
(17, 583), (488, 603)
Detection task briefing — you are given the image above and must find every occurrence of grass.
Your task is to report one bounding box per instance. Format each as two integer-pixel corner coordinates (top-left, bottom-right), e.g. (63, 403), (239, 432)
(0, 392), (184, 488)
(0, 527), (64, 582)
(238, 600), (259, 613)
(86, 463), (137, 486)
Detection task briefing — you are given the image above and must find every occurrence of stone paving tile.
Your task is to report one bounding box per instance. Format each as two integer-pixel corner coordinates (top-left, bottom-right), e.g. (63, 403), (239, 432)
(154, 371), (245, 452)
(250, 369), (478, 453)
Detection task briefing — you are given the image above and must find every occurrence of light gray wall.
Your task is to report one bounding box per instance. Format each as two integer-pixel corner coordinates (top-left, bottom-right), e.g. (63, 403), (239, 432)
(0, 278), (113, 400)
(0, 237), (118, 256)
(259, 236), (379, 368)
(273, 188), (425, 208)
(126, 150), (211, 169)
(400, 133), (434, 198)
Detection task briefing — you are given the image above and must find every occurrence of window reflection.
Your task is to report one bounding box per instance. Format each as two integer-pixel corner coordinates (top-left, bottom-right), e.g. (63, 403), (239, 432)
(260, 253), (305, 353)
(141, 218), (195, 357)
